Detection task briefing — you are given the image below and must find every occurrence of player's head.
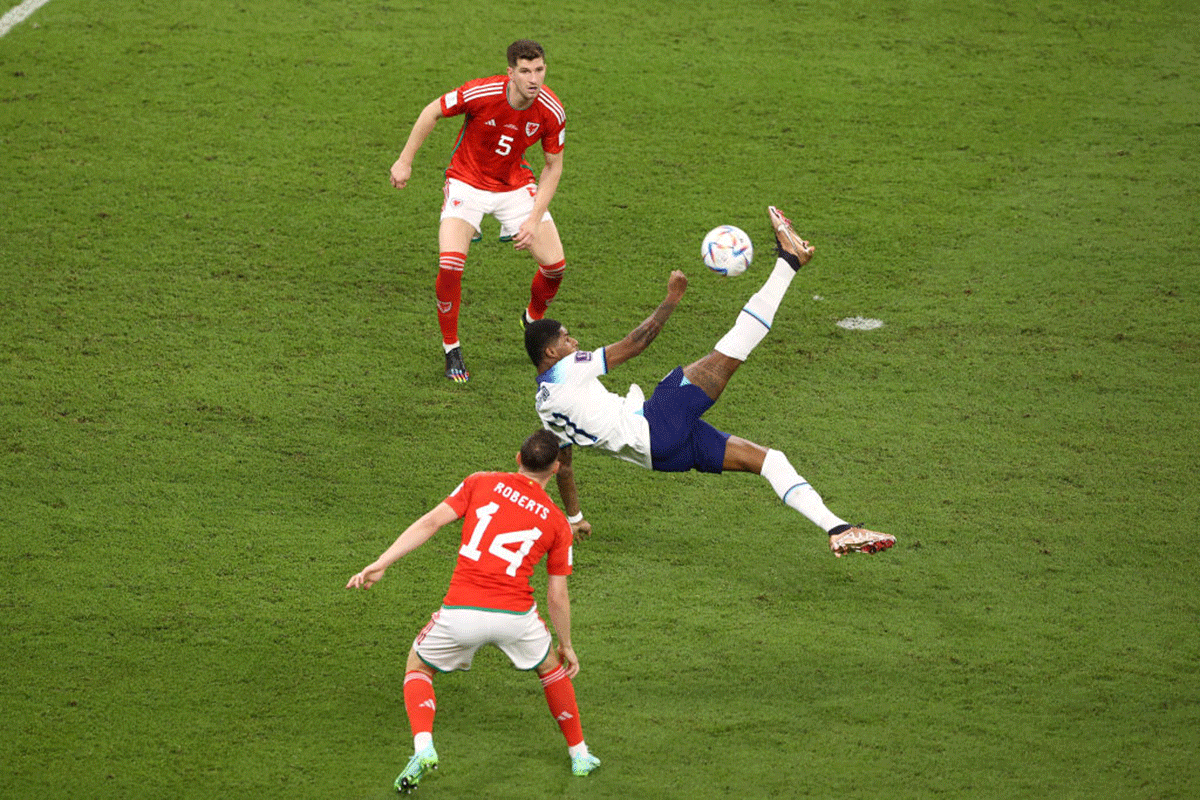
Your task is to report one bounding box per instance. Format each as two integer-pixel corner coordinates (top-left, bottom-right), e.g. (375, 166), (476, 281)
(518, 429), (561, 475)
(506, 40), (546, 106)
(525, 317), (565, 368)
(506, 39), (545, 67)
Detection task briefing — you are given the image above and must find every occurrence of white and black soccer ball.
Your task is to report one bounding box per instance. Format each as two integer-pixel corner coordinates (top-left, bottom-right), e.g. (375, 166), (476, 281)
(701, 225), (753, 277)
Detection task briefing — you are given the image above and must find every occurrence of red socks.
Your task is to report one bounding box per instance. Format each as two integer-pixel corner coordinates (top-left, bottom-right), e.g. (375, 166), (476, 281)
(436, 252), (466, 346)
(407, 665), (584, 751)
(540, 664), (584, 747)
(527, 259), (565, 320)
(404, 670), (437, 737)
(439, 253), (565, 336)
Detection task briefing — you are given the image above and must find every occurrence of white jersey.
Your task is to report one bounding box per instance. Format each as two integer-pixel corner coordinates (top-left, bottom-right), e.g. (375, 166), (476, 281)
(534, 347), (653, 469)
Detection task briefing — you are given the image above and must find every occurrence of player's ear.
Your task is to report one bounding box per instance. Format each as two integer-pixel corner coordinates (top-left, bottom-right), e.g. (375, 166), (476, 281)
(544, 335), (567, 361)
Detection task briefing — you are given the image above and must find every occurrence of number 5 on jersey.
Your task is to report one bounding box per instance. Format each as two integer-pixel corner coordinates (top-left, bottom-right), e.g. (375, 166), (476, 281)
(459, 501), (544, 576)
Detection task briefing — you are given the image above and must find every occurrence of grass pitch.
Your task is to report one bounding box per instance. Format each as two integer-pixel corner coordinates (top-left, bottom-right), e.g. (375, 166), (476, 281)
(2, 1), (1198, 798)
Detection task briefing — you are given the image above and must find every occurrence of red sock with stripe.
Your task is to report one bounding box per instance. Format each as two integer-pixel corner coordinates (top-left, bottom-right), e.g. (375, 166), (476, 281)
(527, 259), (565, 321)
(540, 664), (584, 747)
(404, 670), (437, 738)
(436, 252), (466, 346)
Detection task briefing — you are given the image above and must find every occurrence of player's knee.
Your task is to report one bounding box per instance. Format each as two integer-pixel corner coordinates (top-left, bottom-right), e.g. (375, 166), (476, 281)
(723, 436), (769, 473)
(535, 647), (562, 676)
(406, 647), (433, 675)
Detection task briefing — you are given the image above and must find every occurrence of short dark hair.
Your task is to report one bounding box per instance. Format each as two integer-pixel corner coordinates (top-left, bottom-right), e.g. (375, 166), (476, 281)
(519, 429), (560, 473)
(507, 39), (545, 66)
(524, 317), (562, 367)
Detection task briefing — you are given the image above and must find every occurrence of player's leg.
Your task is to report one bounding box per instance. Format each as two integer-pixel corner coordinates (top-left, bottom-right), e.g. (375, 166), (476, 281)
(707, 217), (809, 364)
(681, 206), (816, 400)
(723, 435), (895, 557)
(495, 187), (567, 327)
(396, 607), (489, 792)
(679, 350), (742, 402)
(724, 436), (846, 529)
(534, 651), (585, 749)
(402, 649), (438, 749)
(534, 651), (600, 776)
(396, 647), (440, 793)
(437, 179), (490, 383)
(498, 610), (599, 777)
(525, 218), (566, 326)
(435, 217), (475, 383)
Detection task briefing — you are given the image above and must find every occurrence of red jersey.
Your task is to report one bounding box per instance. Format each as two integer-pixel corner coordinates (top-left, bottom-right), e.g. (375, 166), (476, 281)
(441, 471), (573, 613)
(439, 75), (566, 192)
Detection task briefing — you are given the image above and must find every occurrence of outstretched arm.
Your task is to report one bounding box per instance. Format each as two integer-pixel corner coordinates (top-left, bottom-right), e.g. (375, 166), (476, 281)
(545, 574), (579, 678)
(345, 502), (459, 589)
(513, 148), (563, 251)
(554, 445), (591, 541)
(390, 98), (444, 189)
(603, 270), (687, 368)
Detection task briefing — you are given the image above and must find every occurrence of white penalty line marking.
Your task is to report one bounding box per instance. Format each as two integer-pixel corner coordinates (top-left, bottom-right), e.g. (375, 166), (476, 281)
(1, 0), (52, 38)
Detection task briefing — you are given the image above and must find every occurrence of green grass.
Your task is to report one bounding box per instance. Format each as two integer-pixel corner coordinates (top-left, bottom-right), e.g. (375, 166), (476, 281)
(3, 0), (1198, 797)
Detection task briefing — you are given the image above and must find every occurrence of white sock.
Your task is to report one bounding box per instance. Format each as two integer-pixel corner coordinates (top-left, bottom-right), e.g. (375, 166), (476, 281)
(760, 449), (848, 532)
(414, 732), (433, 752)
(714, 258), (798, 361)
(568, 742), (590, 759)
(442, 340), (460, 354)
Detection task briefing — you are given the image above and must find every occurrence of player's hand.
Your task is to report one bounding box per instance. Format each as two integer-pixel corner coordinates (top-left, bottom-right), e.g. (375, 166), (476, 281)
(512, 218), (537, 251)
(346, 564), (385, 589)
(557, 645), (580, 679)
(667, 269), (688, 301)
(571, 517), (592, 543)
(389, 159), (412, 189)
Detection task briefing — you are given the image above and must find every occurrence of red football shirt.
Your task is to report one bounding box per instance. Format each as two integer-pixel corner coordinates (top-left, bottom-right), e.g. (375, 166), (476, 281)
(441, 471), (573, 613)
(439, 75), (566, 192)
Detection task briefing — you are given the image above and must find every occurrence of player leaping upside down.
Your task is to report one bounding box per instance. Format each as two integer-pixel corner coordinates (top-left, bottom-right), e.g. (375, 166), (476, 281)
(523, 205), (896, 558)
(390, 39), (569, 384)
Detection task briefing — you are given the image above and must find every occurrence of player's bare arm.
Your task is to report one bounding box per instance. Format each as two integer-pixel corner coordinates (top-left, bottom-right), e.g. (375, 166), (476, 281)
(390, 98), (445, 189)
(604, 270), (688, 368)
(345, 502), (458, 589)
(513, 149), (563, 251)
(545, 574), (579, 678)
(554, 446), (592, 541)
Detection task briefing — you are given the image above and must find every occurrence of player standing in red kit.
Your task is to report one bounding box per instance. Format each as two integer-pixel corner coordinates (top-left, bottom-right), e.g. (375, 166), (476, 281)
(346, 430), (600, 793)
(390, 40), (568, 384)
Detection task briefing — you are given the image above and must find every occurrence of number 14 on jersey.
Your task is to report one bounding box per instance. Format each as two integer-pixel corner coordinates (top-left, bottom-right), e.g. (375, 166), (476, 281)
(459, 501), (544, 577)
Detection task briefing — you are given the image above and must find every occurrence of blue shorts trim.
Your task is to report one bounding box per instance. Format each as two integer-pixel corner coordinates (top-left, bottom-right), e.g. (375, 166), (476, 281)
(643, 367), (730, 474)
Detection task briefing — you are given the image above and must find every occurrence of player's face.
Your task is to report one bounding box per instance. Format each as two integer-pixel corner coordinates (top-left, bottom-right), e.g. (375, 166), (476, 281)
(554, 326), (578, 356)
(507, 57), (546, 107)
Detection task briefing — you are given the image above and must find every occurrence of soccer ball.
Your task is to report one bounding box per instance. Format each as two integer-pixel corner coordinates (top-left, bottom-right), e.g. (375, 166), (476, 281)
(701, 225), (753, 277)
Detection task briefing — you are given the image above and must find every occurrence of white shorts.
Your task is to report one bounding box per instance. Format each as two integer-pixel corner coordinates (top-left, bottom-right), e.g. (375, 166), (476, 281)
(441, 178), (552, 238)
(413, 605), (553, 673)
